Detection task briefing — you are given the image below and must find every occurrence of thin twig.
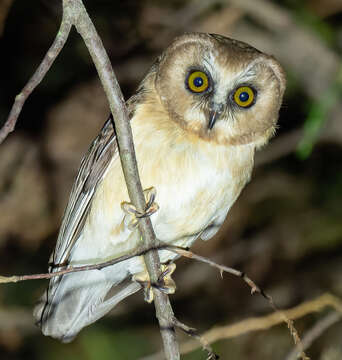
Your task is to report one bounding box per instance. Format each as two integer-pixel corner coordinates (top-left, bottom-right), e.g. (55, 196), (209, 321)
(166, 246), (264, 296)
(165, 246), (310, 360)
(0, 244), (166, 284)
(0, 7), (72, 145)
(285, 311), (342, 360)
(171, 317), (219, 360)
(0, 243), (254, 288)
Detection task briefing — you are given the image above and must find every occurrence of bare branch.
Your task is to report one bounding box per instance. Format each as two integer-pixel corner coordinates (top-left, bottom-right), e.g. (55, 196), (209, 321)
(167, 247), (264, 295)
(0, 7), (72, 145)
(142, 316), (220, 360)
(172, 317), (218, 360)
(62, 1), (179, 358)
(166, 246), (310, 360)
(3, 0), (180, 357)
(0, 243), (261, 293)
(0, 244), (160, 284)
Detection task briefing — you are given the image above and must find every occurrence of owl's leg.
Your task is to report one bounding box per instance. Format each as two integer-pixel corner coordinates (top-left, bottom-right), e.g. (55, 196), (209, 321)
(121, 187), (175, 302)
(133, 262), (176, 303)
(121, 187), (159, 230)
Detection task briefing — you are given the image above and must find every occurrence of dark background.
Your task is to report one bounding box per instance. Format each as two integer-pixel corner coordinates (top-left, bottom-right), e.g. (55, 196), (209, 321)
(0, 0), (341, 359)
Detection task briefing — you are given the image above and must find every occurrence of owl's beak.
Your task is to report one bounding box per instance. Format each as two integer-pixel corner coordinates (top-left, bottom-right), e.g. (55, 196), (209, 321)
(208, 103), (224, 130)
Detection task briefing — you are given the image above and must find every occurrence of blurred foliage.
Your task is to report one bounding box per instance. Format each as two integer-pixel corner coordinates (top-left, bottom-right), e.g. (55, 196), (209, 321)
(37, 327), (154, 360)
(297, 65), (342, 158)
(291, 3), (336, 44)
(0, 0), (342, 359)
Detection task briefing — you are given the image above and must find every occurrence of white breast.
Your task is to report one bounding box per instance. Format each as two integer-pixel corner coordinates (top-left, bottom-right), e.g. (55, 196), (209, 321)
(74, 114), (255, 275)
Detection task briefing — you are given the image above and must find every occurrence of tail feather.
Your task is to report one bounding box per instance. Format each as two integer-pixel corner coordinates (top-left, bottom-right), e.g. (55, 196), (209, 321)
(34, 263), (141, 343)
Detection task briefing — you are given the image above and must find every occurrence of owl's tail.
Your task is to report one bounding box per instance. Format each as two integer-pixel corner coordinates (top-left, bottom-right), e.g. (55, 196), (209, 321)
(33, 261), (141, 343)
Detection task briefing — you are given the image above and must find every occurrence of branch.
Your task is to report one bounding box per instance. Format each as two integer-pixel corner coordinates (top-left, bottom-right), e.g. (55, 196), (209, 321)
(0, 244), (162, 284)
(2, 1), (180, 358)
(0, 8), (72, 145)
(171, 317), (218, 360)
(167, 248), (309, 360)
(65, 1), (180, 358)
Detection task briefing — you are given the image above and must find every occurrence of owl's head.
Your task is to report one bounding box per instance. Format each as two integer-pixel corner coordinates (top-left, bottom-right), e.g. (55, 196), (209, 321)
(154, 32), (286, 147)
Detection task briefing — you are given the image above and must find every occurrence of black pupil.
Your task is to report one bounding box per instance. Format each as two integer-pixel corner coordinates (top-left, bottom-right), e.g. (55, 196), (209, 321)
(239, 91), (249, 102)
(193, 77), (203, 87)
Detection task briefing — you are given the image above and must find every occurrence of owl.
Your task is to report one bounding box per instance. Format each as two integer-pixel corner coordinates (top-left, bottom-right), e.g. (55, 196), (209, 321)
(34, 32), (286, 342)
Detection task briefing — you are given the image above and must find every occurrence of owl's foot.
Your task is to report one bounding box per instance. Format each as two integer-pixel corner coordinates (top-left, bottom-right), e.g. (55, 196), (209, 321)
(121, 187), (159, 230)
(133, 263), (177, 303)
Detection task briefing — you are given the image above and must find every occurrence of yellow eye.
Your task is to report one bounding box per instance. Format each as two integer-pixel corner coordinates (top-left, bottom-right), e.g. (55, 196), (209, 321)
(233, 86), (255, 108)
(187, 71), (209, 93)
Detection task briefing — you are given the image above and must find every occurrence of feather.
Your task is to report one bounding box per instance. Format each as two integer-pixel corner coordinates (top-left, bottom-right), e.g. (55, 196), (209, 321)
(35, 259), (141, 342)
(53, 116), (118, 266)
(34, 116), (124, 340)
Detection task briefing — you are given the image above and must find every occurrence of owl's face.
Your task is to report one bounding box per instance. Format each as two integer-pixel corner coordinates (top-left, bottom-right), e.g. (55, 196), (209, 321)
(154, 33), (286, 147)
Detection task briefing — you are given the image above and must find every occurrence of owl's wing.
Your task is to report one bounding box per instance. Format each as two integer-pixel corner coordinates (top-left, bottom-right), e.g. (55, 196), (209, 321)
(35, 115), (145, 342)
(52, 115), (118, 267)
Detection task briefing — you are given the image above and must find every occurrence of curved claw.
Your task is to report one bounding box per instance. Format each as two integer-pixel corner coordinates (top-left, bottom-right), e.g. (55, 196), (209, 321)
(121, 187), (159, 230)
(133, 263), (177, 303)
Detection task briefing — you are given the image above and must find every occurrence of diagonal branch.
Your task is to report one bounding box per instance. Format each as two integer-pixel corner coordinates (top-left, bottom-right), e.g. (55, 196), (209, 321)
(167, 247), (309, 360)
(0, 8), (72, 145)
(65, 1), (179, 358)
(2, 1), (180, 358)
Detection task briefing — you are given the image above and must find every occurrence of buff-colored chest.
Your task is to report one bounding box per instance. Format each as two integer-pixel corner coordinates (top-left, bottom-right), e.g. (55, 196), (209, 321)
(79, 104), (255, 265)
